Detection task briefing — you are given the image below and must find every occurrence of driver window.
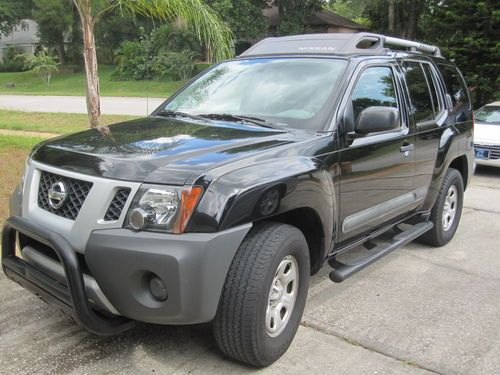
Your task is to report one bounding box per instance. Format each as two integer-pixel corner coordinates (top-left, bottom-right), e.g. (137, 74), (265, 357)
(351, 66), (399, 125)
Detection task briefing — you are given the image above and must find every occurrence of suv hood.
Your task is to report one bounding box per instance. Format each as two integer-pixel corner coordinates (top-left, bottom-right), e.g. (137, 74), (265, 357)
(32, 117), (305, 184)
(474, 122), (500, 144)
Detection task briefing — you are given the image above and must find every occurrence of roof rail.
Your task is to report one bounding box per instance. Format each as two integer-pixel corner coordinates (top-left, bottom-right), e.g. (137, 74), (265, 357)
(383, 35), (441, 57)
(240, 32), (442, 58)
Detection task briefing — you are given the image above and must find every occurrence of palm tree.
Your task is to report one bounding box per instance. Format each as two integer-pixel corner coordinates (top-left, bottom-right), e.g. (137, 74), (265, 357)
(72, 0), (233, 127)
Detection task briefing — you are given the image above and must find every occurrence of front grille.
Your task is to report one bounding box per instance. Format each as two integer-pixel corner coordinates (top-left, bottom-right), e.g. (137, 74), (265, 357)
(474, 143), (500, 160)
(104, 188), (131, 221)
(38, 171), (93, 220)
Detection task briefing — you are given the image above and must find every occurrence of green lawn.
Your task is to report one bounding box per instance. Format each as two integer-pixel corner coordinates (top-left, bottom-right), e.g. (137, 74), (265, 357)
(0, 110), (138, 134)
(0, 134), (47, 224)
(0, 65), (185, 97)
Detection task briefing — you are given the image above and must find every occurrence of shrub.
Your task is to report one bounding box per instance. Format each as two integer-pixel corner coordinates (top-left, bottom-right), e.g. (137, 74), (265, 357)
(194, 62), (212, 75)
(0, 46), (28, 72)
(25, 51), (60, 86)
(112, 22), (204, 82)
(151, 24), (202, 58)
(152, 50), (198, 81)
(112, 38), (153, 81)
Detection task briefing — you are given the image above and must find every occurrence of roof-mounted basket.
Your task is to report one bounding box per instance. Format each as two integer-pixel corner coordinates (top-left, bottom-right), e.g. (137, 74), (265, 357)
(240, 32), (442, 57)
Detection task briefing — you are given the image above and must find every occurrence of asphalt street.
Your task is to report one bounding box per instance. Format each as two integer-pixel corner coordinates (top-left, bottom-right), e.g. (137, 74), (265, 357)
(0, 94), (165, 116)
(0, 166), (499, 374)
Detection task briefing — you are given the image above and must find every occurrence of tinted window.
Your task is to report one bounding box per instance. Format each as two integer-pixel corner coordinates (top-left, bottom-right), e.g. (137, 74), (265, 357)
(351, 66), (398, 121)
(403, 61), (434, 122)
(422, 63), (441, 115)
(438, 64), (470, 112)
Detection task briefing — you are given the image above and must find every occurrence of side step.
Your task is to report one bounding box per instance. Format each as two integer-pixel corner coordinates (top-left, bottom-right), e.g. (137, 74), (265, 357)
(328, 221), (433, 283)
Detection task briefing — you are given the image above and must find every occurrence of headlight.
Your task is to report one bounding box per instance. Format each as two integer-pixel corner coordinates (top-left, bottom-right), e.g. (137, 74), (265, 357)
(125, 184), (203, 234)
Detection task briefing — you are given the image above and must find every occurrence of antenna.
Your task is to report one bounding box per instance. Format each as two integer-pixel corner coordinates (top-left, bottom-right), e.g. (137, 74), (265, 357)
(146, 17), (150, 116)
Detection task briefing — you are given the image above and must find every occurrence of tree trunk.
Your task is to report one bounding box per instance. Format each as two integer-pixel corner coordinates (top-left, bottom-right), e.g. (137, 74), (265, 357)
(388, 0), (395, 34)
(57, 33), (66, 64)
(76, 3), (100, 127)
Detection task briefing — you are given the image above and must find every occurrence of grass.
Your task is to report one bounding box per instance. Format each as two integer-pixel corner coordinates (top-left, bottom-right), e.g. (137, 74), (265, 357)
(0, 135), (45, 224)
(0, 110), (138, 134)
(0, 65), (185, 97)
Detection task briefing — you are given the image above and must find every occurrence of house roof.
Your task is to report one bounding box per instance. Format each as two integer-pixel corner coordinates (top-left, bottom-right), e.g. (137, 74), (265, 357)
(264, 7), (364, 30)
(0, 19), (39, 48)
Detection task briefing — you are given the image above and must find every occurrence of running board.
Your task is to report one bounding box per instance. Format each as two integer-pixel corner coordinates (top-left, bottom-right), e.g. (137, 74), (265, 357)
(328, 222), (433, 283)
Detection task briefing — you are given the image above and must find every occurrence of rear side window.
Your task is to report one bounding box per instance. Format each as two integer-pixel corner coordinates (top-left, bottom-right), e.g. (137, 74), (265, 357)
(422, 64), (442, 115)
(437, 64), (471, 116)
(402, 61), (434, 122)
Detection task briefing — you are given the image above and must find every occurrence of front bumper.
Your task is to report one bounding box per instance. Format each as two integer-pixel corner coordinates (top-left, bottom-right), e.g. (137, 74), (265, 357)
(475, 158), (500, 167)
(2, 216), (251, 333)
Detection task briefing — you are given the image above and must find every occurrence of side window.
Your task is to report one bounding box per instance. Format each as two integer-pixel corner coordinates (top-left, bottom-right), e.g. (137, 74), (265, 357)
(422, 64), (441, 115)
(351, 66), (398, 122)
(402, 61), (434, 122)
(437, 64), (471, 120)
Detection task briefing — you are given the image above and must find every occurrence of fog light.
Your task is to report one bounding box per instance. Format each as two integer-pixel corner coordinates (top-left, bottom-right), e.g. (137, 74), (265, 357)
(128, 208), (150, 230)
(149, 275), (168, 301)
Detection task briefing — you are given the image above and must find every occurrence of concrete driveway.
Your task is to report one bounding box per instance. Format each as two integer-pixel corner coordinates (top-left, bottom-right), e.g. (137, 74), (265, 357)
(0, 95), (165, 116)
(1, 167), (499, 375)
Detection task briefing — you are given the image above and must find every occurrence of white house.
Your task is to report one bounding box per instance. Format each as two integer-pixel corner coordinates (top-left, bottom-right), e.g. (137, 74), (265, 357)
(0, 19), (40, 62)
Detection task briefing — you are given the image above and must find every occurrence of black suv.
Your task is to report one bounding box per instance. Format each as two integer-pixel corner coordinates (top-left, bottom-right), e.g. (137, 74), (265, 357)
(2, 33), (473, 367)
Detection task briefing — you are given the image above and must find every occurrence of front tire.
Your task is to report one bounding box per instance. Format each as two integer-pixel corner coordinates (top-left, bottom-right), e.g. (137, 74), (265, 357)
(213, 222), (310, 367)
(419, 168), (464, 246)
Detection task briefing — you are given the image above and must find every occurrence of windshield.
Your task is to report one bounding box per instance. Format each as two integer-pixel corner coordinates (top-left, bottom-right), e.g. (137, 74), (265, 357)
(162, 58), (347, 130)
(475, 105), (500, 125)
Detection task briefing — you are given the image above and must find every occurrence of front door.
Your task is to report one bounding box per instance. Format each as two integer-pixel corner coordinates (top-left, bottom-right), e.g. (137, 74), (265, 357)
(338, 64), (416, 241)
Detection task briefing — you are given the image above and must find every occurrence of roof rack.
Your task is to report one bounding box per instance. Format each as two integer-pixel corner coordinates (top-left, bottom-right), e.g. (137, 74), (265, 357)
(240, 32), (442, 57)
(383, 35), (441, 57)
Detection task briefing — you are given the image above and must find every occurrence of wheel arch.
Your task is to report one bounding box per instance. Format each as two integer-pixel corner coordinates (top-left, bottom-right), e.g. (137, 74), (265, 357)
(262, 207), (326, 274)
(449, 154), (469, 190)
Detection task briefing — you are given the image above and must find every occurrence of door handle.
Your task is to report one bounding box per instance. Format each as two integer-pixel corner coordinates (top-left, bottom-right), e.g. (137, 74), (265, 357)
(400, 143), (414, 153)
(400, 143), (414, 157)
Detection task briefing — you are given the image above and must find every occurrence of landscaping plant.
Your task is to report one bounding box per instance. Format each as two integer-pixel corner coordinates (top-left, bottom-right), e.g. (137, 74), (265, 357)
(25, 51), (60, 86)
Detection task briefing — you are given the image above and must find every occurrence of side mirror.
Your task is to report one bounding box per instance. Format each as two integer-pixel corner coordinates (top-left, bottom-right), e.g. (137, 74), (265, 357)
(355, 106), (400, 134)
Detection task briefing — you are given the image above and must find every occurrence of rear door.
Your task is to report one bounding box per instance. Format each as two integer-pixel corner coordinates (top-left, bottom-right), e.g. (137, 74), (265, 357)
(400, 59), (449, 191)
(337, 62), (416, 241)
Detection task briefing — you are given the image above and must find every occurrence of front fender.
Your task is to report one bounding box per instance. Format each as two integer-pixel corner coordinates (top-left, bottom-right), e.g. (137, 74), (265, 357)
(187, 157), (335, 252)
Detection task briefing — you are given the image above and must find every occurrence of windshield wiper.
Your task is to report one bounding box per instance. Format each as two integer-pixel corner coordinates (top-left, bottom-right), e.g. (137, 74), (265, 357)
(198, 113), (286, 131)
(154, 110), (206, 122)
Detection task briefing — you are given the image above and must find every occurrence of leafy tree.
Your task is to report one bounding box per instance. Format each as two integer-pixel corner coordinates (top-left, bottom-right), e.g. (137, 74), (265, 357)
(71, 0), (234, 128)
(361, 0), (427, 39)
(25, 51), (60, 86)
(94, 10), (148, 64)
(420, 0), (499, 106)
(207, 0), (268, 41)
(0, 0), (32, 34)
(151, 23), (203, 56)
(274, 0), (324, 35)
(323, 0), (369, 26)
(32, 0), (73, 63)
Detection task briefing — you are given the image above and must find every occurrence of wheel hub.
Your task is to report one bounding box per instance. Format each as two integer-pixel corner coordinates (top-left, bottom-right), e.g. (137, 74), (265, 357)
(265, 255), (299, 337)
(442, 185), (458, 231)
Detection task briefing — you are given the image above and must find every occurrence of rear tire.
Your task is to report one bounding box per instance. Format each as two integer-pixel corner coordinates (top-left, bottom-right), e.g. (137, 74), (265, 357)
(213, 222), (310, 367)
(419, 168), (464, 247)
